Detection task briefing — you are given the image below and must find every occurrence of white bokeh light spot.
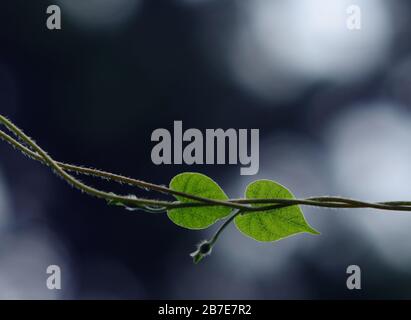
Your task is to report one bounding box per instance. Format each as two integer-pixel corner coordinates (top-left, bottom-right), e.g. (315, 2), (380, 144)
(227, 0), (392, 102)
(327, 103), (411, 270)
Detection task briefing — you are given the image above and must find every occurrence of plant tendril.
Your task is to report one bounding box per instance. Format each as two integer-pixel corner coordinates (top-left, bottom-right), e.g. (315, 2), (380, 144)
(3, 114), (411, 262)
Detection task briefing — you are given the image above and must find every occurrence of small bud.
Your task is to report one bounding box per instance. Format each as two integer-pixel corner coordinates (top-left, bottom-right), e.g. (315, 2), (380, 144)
(199, 242), (212, 255)
(190, 240), (213, 264)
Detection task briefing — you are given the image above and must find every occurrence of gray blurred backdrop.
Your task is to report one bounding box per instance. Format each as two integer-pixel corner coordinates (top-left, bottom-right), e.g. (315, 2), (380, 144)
(1, 0), (411, 299)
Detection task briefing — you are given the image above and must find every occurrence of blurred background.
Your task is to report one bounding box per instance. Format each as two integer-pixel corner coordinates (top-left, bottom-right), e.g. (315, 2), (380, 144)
(1, 0), (411, 299)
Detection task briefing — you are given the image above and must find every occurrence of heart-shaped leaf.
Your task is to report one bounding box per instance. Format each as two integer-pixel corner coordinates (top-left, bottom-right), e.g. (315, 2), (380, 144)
(235, 180), (319, 242)
(167, 172), (232, 229)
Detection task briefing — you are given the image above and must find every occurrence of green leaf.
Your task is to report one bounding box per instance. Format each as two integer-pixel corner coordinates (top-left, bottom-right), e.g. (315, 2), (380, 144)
(167, 172), (232, 230)
(235, 180), (319, 242)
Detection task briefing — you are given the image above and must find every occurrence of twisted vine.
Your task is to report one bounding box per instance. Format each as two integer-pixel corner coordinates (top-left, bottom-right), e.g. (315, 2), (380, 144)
(1, 114), (411, 262)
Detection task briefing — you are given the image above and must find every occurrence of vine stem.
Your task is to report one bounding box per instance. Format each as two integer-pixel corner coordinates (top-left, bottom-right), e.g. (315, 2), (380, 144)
(5, 114), (411, 263)
(2, 115), (411, 213)
(0, 115), (172, 209)
(0, 119), (251, 211)
(209, 210), (242, 246)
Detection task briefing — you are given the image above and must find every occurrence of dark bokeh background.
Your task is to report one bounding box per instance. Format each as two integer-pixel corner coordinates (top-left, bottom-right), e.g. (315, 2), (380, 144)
(1, 0), (411, 299)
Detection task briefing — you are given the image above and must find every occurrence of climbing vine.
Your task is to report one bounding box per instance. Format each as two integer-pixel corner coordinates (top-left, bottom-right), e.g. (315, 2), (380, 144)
(1, 114), (411, 263)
